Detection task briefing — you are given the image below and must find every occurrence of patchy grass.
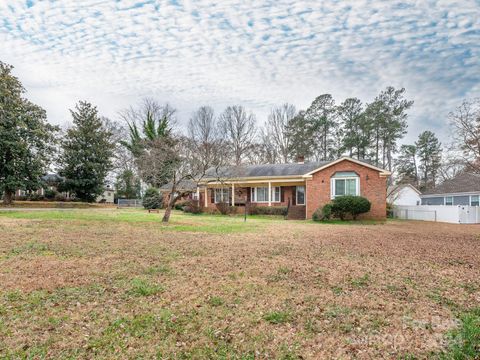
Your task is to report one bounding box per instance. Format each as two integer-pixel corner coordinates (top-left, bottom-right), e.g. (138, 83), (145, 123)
(440, 307), (480, 359)
(264, 311), (291, 324)
(128, 278), (164, 297)
(0, 209), (479, 358)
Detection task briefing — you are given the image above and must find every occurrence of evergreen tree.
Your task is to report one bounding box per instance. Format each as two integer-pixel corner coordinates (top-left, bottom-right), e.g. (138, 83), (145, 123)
(59, 101), (114, 202)
(395, 144), (418, 185)
(0, 62), (57, 205)
(416, 130), (442, 190)
(304, 94), (339, 161)
(115, 169), (141, 199)
(286, 110), (312, 160)
(337, 98), (371, 159)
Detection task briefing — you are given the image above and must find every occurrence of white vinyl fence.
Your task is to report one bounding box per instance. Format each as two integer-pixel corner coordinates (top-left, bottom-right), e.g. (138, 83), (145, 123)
(393, 205), (480, 224)
(117, 199), (143, 208)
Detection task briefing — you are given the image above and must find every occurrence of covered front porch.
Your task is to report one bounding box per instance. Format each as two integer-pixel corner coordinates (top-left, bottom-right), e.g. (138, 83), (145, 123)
(198, 180), (307, 219)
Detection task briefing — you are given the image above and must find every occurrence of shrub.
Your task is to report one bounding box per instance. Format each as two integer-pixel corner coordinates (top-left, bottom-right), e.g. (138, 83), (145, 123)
(29, 193), (44, 201)
(216, 202), (233, 215)
(44, 189), (57, 200)
(249, 205), (287, 216)
(174, 200), (189, 211)
(331, 195), (371, 220)
(143, 187), (162, 210)
(183, 200), (203, 214)
(386, 202), (394, 218)
(54, 193), (67, 202)
(312, 204), (333, 221)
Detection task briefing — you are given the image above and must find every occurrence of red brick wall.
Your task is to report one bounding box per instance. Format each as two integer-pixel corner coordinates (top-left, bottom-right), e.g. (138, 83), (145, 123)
(305, 159), (387, 220)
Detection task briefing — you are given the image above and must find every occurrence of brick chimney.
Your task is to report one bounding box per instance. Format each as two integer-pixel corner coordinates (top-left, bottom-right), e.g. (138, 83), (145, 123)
(297, 155), (305, 164)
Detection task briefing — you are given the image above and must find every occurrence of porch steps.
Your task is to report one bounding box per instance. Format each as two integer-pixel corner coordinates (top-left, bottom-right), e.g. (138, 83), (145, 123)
(287, 205), (306, 220)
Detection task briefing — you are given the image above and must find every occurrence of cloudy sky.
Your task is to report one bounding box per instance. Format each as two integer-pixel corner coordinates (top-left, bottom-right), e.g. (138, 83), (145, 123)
(1, 0), (479, 143)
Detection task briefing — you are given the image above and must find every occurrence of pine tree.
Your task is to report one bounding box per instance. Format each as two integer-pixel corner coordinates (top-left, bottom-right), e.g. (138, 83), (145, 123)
(416, 131), (442, 190)
(337, 98), (371, 159)
(59, 101), (115, 202)
(0, 62), (57, 205)
(304, 94), (339, 161)
(395, 144), (418, 185)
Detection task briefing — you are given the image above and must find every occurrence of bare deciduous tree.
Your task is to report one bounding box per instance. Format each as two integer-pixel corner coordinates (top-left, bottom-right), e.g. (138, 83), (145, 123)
(449, 98), (480, 173)
(263, 103), (296, 163)
(219, 105), (257, 165)
(187, 106), (223, 171)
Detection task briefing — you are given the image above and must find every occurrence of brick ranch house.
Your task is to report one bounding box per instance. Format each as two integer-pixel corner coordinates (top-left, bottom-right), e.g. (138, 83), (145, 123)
(196, 157), (391, 220)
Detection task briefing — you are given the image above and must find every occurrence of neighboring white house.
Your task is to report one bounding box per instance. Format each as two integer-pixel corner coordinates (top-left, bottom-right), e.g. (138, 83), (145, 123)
(96, 185), (115, 203)
(387, 184), (421, 206)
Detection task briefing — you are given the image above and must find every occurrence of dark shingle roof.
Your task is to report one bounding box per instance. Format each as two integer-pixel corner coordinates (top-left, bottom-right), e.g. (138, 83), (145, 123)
(204, 161), (330, 179)
(422, 172), (480, 195)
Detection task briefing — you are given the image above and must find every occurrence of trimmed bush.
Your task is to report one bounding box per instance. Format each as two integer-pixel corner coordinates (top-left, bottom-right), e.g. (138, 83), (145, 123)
(183, 200), (203, 214)
(312, 204), (333, 221)
(143, 187), (162, 210)
(312, 204), (332, 221)
(249, 205), (287, 216)
(44, 189), (57, 200)
(331, 195), (371, 220)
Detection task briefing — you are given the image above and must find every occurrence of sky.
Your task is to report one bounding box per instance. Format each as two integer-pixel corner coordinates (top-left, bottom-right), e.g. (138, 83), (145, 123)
(1, 0), (479, 144)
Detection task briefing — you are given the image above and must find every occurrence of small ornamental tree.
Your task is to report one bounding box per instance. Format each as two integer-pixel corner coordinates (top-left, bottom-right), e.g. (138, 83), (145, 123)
(331, 196), (371, 220)
(143, 187), (162, 209)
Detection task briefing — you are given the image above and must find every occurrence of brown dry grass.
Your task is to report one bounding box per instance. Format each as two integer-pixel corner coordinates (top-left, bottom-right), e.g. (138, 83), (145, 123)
(0, 209), (479, 359)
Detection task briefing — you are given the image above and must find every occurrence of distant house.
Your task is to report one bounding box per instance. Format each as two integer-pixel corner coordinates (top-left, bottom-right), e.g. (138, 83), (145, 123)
(96, 185), (115, 203)
(387, 184), (421, 206)
(420, 172), (480, 206)
(195, 157), (391, 220)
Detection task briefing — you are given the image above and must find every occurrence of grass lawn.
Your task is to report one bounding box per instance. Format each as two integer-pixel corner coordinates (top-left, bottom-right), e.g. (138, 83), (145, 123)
(0, 209), (479, 359)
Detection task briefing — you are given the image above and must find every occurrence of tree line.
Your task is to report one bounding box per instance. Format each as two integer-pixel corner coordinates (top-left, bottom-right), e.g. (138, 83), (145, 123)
(2, 60), (480, 216)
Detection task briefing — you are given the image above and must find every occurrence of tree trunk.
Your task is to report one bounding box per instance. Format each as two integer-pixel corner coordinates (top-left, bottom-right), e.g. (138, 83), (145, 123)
(162, 203), (172, 222)
(3, 190), (13, 205)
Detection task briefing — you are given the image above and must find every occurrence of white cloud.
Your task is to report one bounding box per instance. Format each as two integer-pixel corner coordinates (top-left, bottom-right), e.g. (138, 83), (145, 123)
(1, 0), (479, 143)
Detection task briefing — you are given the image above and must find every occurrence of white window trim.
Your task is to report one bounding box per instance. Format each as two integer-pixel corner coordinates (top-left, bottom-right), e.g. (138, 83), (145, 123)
(296, 186), (305, 205)
(251, 186), (281, 203)
(470, 195), (479, 206)
(445, 196), (453, 206)
(330, 177), (360, 199)
(214, 188), (230, 203)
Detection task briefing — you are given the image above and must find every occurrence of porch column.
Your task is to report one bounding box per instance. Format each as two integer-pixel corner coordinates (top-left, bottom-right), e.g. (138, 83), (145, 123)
(231, 183), (235, 206)
(268, 181), (272, 207)
(196, 186), (200, 201)
(204, 187), (208, 207)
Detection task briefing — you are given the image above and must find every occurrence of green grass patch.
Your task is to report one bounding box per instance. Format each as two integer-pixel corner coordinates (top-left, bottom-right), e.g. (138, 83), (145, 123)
(264, 311), (291, 324)
(208, 296), (225, 307)
(350, 273), (370, 288)
(127, 278), (163, 297)
(440, 308), (480, 359)
(0, 209), (269, 234)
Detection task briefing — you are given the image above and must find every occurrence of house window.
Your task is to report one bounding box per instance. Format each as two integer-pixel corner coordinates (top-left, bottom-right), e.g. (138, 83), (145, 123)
(471, 195), (479, 206)
(296, 186), (305, 205)
(331, 172), (359, 198)
(251, 186), (281, 202)
(445, 196), (453, 206)
(214, 188), (230, 203)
